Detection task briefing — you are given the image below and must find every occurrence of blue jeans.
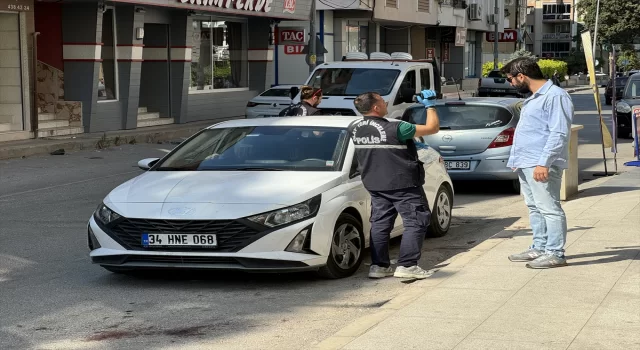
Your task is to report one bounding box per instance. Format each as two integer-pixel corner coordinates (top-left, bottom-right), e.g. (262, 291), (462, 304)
(518, 166), (567, 257)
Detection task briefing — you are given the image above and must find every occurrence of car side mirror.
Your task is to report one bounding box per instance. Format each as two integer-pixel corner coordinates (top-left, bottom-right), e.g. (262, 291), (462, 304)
(138, 158), (159, 170)
(289, 86), (300, 99)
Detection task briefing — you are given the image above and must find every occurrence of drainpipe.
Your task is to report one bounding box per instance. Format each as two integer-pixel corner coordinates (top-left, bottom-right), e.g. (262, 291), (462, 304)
(32, 32), (40, 138)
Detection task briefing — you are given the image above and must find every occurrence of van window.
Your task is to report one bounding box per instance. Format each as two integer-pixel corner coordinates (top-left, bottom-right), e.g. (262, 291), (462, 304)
(308, 68), (401, 96)
(394, 70), (416, 105)
(420, 69), (431, 90)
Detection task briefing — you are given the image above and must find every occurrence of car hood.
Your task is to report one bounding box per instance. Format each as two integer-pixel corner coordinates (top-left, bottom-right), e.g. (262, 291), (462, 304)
(105, 171), (344, 206)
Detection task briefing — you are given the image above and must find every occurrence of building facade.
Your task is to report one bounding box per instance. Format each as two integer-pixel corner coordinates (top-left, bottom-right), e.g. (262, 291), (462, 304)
(274, 0), (505, 85)
(0, 0), (312, 142)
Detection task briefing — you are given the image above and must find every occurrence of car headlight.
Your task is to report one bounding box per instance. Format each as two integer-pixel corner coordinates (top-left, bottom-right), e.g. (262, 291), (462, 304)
(247, 195), (321, 228)
(616, 101), (632, 114)
(94, 204), (121, 225)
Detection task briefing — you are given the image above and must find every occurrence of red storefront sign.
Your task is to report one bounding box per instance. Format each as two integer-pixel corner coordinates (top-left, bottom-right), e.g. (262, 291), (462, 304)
(426, 48), (435, 60)
(284, 45), (305, 55)
(279, 29), (305, 44)
(442, 43), (450, 63)
(486, 30), (518, 42)
(283, 0), (296, 13)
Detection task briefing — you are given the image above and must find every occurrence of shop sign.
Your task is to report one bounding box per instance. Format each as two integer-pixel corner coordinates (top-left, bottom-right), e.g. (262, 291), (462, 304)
(284, 45), (305, 55)
(426, 48), (435, 60)
(442, 43), (450, 63)
(454, 27), (467, 47)
(486, 30), (518, 42)
(178, 0), (274, 13)
(283, 0), (296, 14)
(279, 28), (305, 44)
(0, 0), (33, 12)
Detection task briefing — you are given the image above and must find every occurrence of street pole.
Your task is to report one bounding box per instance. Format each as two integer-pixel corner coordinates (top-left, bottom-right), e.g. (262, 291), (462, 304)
(493, 0), (499, 69)
(308, 0), (317, 74)
(593, 0), (600, 65)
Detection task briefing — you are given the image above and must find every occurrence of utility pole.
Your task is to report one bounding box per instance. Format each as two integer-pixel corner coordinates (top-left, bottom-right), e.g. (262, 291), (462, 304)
(493, 0), (499, 69)
(308, 0), (317, 73)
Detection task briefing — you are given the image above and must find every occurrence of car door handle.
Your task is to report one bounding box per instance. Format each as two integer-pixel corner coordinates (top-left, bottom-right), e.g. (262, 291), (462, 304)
(439, 146), (456, 150)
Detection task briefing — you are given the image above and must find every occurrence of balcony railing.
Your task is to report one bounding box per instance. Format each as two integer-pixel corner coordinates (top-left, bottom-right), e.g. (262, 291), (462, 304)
(543, 14), (571, 21)
(541, 51), (570, 58)
(542, 33), (572, 40)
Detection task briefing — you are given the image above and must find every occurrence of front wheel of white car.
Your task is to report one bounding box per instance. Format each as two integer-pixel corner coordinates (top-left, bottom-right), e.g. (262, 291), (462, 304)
(318, 213), (365, 279)
(427, 185), (453, 238)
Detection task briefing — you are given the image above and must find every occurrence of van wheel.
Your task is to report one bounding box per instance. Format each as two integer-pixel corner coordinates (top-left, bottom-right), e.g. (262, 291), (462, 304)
(318, 213), (365, 279)
(427, 185), (453, 238)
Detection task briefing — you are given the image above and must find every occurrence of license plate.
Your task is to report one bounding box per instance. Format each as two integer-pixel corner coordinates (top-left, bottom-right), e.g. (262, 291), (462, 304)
(142, 233), (217, 247)
(445, 161), (471, 170)
(491, 89), (506, 93)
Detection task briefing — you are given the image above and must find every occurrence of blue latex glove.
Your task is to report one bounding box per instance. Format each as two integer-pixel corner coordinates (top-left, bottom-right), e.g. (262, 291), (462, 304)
(416, 89), (436, 107)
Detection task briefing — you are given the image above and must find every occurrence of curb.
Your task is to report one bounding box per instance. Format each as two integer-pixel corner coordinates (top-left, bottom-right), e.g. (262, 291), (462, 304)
(0, 120), (229, 161)
(565, 86), (592, 93)
(313, 221), (529, 350)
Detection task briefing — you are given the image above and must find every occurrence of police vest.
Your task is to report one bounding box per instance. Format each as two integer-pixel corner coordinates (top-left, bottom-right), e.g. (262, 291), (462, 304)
(348, 117), (425, 191)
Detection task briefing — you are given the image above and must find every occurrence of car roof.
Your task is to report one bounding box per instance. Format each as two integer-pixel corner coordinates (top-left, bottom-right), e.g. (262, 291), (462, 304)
(208, 116), (361, 129)
(313, 61), (433, 70)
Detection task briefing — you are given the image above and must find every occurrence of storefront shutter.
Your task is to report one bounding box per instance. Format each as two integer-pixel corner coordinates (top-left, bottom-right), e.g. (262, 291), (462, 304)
(386, 0), (398, 8)
(418, 0), (430, 12)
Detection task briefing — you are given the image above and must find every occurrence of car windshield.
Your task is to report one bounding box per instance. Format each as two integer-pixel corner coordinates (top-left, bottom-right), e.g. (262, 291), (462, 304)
(624, 79), (640, 98)
(307, 68), (400, 96)
(260, 88), (292, 97)
(403, 104), (515, 130)
(154, 126), (350, 171)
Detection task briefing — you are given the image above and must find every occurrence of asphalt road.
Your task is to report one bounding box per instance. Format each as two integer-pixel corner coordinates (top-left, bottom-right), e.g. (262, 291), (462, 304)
(0, 89), (627, 350)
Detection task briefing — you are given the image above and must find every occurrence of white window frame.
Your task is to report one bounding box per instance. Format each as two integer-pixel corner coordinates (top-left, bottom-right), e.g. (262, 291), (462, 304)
(97, 6), (119, 103)
(188, 15), (249, 94)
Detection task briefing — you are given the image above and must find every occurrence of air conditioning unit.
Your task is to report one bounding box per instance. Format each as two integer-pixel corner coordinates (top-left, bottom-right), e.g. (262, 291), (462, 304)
(468, 3), (482, 21)
(505, 0), (513, 5)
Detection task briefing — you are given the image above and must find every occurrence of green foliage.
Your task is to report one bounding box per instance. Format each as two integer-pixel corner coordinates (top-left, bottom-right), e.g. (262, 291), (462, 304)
(509, 49), (535, 61)
(577, 0), (640, 46)
(538, 59), (568, 82)
(482, 61), (504, 77)
(617, 51), (640, 70)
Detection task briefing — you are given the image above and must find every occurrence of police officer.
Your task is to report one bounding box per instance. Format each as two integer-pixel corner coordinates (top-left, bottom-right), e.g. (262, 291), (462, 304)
(280, 85), (324, 116)
(348, 90), (441, 279)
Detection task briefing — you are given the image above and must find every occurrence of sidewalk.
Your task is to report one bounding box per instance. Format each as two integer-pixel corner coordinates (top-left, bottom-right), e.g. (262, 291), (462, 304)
(316, 169), (640, 350)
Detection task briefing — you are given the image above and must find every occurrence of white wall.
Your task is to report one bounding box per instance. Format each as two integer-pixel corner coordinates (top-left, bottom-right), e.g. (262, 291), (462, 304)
(374, 0), (438, 25)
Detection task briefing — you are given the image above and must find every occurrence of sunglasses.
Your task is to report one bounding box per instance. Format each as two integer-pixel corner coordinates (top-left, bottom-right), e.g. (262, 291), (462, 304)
(506, 73), (521, 83)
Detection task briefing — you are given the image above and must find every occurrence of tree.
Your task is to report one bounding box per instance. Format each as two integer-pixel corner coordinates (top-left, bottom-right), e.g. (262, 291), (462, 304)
(576, 0), (640, 46)
(616, 51), (640, 71)
(564, 48), (587, 75)
(509, 49), (535, 61)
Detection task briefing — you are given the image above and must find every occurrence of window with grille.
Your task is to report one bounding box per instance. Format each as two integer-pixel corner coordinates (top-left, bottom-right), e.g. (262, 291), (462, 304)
(418, 0), (429, 12)
(386, 0), (398, 8)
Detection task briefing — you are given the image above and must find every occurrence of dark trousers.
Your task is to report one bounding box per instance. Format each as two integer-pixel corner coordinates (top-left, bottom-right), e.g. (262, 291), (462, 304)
(368, 186), (431, 268)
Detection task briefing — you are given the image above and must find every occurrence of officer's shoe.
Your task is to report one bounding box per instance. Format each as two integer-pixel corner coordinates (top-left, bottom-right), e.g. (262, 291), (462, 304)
(368, 265), (394, 279)
(394, 265), (432, 280)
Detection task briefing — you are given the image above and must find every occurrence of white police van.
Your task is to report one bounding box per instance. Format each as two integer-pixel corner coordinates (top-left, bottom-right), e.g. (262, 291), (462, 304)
(288, 52), (442, 120)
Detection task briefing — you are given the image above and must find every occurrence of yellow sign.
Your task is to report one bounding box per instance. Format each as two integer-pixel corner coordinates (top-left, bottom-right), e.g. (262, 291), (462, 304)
(581, 31), (613, 148)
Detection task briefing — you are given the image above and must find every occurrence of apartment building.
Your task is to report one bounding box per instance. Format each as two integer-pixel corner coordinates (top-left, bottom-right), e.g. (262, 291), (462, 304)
(275, 0), (505, 84)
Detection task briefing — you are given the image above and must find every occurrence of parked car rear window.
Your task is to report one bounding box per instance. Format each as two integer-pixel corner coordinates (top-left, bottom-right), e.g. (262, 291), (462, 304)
(403, 104), (514, 130)
(487, 70), (505, 78)
(614, 77), (629, 87)
(624, 79), (640, 98)
(259, 88), (292, 97)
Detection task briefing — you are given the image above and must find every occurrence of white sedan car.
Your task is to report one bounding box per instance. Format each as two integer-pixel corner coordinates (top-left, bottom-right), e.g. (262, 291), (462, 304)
(245, 85), (297, 118)
(88, 116), (454, 278)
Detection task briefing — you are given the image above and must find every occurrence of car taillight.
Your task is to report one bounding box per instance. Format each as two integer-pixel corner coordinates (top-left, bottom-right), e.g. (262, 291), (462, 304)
(488, 127), (515, 148)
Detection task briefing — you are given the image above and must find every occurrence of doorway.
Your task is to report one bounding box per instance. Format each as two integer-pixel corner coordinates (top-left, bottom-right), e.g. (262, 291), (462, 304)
(0, 12), (24, 133)
(139, 24), (171, 118)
